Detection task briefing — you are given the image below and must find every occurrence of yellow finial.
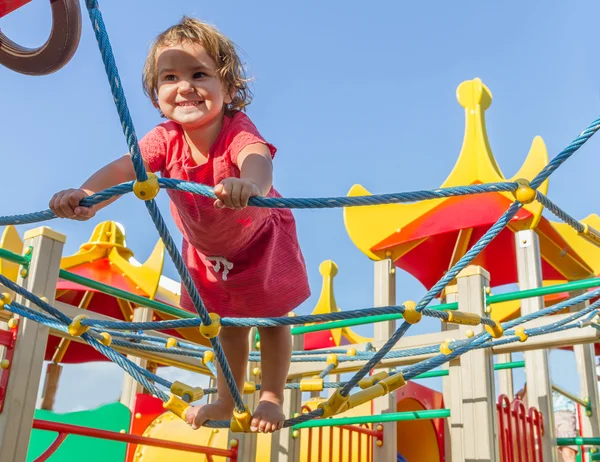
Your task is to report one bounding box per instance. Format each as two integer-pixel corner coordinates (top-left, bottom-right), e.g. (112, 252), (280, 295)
(311, 260), (343, 345)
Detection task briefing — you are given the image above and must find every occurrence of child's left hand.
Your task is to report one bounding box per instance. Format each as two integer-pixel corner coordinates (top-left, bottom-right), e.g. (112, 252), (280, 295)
(214, 178), (261, 210)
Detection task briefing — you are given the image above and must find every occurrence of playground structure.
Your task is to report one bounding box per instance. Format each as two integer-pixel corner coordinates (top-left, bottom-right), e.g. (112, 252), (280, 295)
(2, 2), (600, 461)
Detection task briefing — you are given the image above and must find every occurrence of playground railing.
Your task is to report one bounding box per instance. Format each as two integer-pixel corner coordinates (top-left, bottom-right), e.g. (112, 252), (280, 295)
(497, 394), (544, 462)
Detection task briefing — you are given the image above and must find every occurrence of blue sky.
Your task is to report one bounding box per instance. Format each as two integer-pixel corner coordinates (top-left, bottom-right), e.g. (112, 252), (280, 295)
(2, 1), (600, 413)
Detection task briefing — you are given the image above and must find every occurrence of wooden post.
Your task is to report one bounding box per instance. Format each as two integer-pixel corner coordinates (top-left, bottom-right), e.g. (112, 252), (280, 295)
(0, 227), (65, 462)
(570, 289), (600, 441)
(441, 285), (459, 461)
(120, 307), (154, 410)
(236, 328), (259, 462)
(515, 230), (557, 462)
(40, 362), (62, 410)
(372, 258), (397, 462)
(496, 353), (514, 399)
(271, 333), (303, 461)
(451, 265), (499, 461)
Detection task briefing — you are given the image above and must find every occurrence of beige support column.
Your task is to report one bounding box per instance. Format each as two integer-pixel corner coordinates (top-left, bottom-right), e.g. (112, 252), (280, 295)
(236, 328), (259, 462)
(515, 230), (557, 462)
(372, 258), (397, 462)
(120, 307), (154, 410)
(0, 227), (65, 462)
(271, 333), (303, 461)
(570, 290), (600, 441)
(40, 362), (63, 410)
(496, 353), (514, 399)
(451, 265), (499, 461)
(441, 285), (459, 461)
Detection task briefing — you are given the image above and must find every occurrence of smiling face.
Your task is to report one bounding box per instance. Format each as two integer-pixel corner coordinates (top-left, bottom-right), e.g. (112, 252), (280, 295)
(155, 41), (233, 131)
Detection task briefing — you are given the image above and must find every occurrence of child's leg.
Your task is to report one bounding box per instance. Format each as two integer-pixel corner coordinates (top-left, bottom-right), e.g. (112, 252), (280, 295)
(251, 325), (292, 433)
(186, 326), (251, 429)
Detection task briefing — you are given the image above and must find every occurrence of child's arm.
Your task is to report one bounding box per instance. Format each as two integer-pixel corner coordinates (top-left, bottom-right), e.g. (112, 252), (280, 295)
(49, 154), (149, 220)
(214, 143), (273, 209)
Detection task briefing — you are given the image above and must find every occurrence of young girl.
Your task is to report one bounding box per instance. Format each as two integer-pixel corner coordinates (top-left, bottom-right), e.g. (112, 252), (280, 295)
(49, 17), (310, 433)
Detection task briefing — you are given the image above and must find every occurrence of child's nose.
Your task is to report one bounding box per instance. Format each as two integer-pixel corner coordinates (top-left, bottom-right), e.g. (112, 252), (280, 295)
(177, 81), (194, 94)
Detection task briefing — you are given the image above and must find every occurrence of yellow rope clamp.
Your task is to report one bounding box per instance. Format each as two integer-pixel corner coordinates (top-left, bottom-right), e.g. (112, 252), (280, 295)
(0, 293), (13, 310)
(346, 348), (357, 356)
(347, 373), (406, 410)
(515, 327), (528, 342)
(133, 172), (160, 201)
(358, 371), (388, 389)
(68, 314), (91, 337)
(579, 223), (600, 247)
(443, 310), (481, 326)
(326, 354), (339, 367)
(440, 339), (454, 355)
(230, 405), (253, 433)
(199, 313), (222, 339)
(300, 376), (324, 392)
(402, 301), (421, 324)
(243, 381), (256, 394)
(166, 337), (178, 348)
(485, 322), (504, 338)
(163, 394), (189, 421)
(99, 332), (112, 346)
(317, 389), (351, 418)
(171, 381), (204, 403)
(203, 350), (215, 365)
(512, 178), (536, 204)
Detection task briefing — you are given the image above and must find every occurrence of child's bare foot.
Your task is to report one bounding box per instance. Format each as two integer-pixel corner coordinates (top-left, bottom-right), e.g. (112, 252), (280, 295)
(185, 399), (234, 429)
(251, 395), (285, 433)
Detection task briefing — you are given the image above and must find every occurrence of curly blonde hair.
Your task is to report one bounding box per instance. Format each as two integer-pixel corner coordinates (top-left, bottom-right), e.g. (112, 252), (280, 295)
(142, 17), (252, 113)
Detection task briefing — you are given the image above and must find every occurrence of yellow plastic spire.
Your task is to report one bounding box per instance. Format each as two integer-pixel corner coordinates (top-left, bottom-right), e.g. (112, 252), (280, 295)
(61, 221), (164, 299)
(309, 260), (343, 345)
(344, 78), (549, 262)
(0, 226), (23, 299)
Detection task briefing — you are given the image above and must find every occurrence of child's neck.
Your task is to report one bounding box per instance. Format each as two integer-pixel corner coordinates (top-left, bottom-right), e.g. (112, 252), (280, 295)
(182, 116), (224, 166)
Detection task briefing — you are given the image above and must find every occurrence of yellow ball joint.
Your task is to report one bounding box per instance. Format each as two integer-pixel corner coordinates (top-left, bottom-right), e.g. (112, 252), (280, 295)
(133, 172), (160, 201)
(199, 313), (221, 339)
(0, 293), (13, 310)
(512, 178), (536, 204)
(68, 315), (90, 337)
(326, 354), (339, 368)
(515, 327), (528, 342)
(171, 381), (204, 403)
(230, 405), (253, 433)
(202, 350), (215, 365)
(346, 348), (357, 356)
(163, 394), (190, 421)
(402, 301), (421, 324)
(440, 339), (455, 355)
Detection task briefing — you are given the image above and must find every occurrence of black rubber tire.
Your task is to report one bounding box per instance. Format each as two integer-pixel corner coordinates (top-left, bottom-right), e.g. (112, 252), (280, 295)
(0, 0), (82, 76)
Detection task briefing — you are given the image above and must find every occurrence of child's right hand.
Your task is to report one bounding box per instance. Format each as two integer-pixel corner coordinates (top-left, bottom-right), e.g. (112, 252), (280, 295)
(49, 189), (96, 220)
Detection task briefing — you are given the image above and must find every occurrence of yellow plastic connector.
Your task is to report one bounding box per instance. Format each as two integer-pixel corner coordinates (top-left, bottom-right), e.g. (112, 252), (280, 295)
(230, 405), (253, 433)
(199, 313), (221, 339)
(326, 354), (339, 368)
(402, 300), (421, 324)
(0, 293), (13, 309)
(578, 223), (600, 247)
(347, 373), (406, 410)
(68, 314), (90, 337)
(515, 327), (528, 342)
(99, 332), (112, 346)
(444, 310), (481, 326)
(300, 376), (324, 392)
(465, 329), (475, 338)
(358, 371), (388, 389)
(317, 389), (351, 418)
(7, 318), (18, 329)
(171, 381), (204, 403)
(512, 178), (536, 204)
(243, 381), (256, 394)
(485, 322), (504, 338)
(440, 339), (454, 355)
(377, 372), (406, 394)
(166, 337), (178, 348)
(203, 350), (214, 365)
(163, 394), (190, 421)
(133, 172), (160, 201)
(346, 348), (357, 356)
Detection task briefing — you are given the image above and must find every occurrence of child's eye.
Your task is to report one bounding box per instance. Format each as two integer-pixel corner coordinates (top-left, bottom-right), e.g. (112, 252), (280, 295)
(164, 74), (177, 81)
(193, 72), (207, 79)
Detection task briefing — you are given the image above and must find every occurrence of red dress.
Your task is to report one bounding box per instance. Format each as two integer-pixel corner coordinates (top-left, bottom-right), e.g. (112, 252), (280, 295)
(139, 112), (310, 318)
